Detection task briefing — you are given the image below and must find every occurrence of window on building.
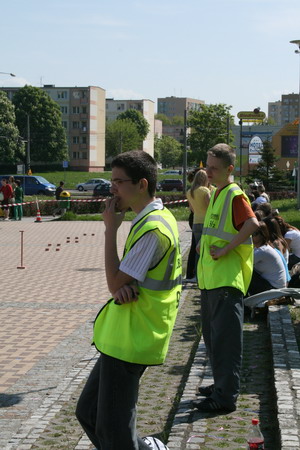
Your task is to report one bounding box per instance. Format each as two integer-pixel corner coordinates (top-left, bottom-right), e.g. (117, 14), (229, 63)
(72, 152), (77, 159)
(62, 121), (68, 129)
(72, 136), (79, 144)
(61, 106), (68, 114)
(81, 136), (87, 144)
(72, 121), (80, 129)
(82, 152), (87, 159)
(82, 106), (87, 114)
(58, 91), (68, 99)
(72, 106), (80, 114)
(81, 121), (87, 131)
(117, 103), (125, 111)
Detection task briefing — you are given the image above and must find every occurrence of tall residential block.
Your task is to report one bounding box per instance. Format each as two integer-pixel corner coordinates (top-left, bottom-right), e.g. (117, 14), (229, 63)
(106, 99), (155, 156)
(268, 93), (300, 126)
(157, 96), (204, 119)
(268, 100), (282, 125)
(1, 85), (106, 172)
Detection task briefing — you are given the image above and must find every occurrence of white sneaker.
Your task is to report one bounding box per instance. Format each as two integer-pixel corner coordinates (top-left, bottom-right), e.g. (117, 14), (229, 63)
(143, 436), (169, 449)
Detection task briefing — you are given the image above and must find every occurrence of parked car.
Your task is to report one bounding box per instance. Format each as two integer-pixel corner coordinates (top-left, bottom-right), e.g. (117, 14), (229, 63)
(157, 179), (183, 192)
(93, 182), (112, 197)
(1, 175), (56, 196)
(163, 170), (182, 175)
(76, 178), (110, 191)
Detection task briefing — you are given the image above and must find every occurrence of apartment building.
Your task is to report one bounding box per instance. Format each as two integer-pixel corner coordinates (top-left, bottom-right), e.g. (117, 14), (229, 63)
(268, 100), (282, 125)
(2, 85), (106, 172)
(157, 96), (204, 119)
(281, 93), (299, 125)
(268, 94), (300, 126)
(105, 98), (155, 156)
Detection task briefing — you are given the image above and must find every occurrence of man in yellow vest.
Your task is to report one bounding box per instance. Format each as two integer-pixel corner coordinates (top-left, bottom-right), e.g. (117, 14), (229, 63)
(194, 144), (258, 413)
(76, 150), (182, 449)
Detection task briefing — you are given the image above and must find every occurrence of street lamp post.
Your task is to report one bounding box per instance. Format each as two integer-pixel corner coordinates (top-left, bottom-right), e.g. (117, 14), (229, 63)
(290, 40), (300, 209)
(239, 119), (243, 184)
(0, 72), (16, 77)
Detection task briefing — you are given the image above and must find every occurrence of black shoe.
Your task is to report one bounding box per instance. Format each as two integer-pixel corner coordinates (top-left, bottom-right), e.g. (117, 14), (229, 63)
(193, 397), (236, 413)
(198, 384), (215, 397)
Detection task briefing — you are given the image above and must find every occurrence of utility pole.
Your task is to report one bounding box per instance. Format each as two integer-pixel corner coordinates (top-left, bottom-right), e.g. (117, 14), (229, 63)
(183, 109), (188, 194)
(26, 114), (31, 174)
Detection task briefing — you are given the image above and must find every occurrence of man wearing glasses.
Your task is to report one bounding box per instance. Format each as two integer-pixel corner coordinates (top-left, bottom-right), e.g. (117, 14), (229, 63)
(76, 150), (182, 450)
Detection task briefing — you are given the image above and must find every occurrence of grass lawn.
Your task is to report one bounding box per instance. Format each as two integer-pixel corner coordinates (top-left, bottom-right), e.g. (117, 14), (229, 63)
(32, 170), (187, 190)
(24, 171), (299, 226)
(271, 198), (300, 229)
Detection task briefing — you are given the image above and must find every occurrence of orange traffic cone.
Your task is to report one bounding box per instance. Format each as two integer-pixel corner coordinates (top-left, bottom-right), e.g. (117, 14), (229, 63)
(35, 208), (42, 223)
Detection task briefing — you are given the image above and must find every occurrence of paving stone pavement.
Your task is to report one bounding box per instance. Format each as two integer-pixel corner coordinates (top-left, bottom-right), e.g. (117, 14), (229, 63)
(1, 218), (300, 449)
(0, 218), (191, 448)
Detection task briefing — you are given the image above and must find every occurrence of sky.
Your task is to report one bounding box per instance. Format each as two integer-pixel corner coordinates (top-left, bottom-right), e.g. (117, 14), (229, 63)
(1, 0), (300, 123)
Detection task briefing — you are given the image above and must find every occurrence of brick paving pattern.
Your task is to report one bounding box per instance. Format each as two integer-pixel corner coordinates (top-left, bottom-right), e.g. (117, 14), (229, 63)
(1, 218), (300, 449)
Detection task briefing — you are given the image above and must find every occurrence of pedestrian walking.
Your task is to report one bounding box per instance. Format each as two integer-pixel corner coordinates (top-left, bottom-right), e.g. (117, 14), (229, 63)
(0, 178), (13, 221)
(53, 181), (65, 216)
(14, 179), (24, 220)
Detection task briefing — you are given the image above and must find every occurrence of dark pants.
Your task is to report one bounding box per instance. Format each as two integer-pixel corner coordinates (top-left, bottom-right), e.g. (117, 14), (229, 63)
(76, 353), (149, 450)
(288, 253), (300, 270)
(248, 270), (274, 296)
(192, 223), (203, 275)
(201, 287), (243, 409)
(186, 232), (196, 278)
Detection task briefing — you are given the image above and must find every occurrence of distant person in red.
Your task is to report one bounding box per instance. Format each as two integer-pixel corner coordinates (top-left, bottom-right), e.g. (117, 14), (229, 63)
(0, 178), (13, 221)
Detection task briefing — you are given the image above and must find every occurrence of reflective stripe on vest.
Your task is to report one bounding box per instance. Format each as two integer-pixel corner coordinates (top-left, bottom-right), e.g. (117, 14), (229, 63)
(198, 184), (253, 294)
(93, 207), (182, 365)
(131, 214), (178, 249)
(202, 186), (252, 245)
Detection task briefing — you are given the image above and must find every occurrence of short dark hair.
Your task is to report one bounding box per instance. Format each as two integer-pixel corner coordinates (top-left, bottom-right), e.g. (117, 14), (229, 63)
(59, 181), (64, 186)
(112, 150), (157, 197)
(207, 143), (236, 166)
(15, 179), (21, 187)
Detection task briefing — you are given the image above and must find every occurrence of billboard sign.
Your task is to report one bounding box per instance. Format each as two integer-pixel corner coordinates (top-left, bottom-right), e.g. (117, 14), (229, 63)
(237, 111), (266, 122)
(248, 135), (263, 165)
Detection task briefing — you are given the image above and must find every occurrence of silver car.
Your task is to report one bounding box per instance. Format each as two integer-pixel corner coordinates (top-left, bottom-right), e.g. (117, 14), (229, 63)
(76, 178), (110, 191)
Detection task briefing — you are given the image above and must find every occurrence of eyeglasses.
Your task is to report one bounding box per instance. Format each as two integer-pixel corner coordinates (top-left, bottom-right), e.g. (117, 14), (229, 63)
(110, 178), (133, 187)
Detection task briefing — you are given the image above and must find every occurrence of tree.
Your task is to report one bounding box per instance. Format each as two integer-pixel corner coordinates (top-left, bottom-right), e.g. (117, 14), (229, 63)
(0, 91), (25, 163)
(155, 135), (182, 168)
(12, 85), (68, 163)
(245, 140), (286, 189)
(171, 115), (184, 126)
(154, 113), (171, 125)
(188, 104), (234, 165)
(117, 109), (150, 141)
(106, 119), (141, 158)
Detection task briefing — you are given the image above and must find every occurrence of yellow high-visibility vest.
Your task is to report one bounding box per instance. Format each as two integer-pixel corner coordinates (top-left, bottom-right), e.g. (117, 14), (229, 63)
(93, 208), (182, 365)
(198, 184), (253, 295)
